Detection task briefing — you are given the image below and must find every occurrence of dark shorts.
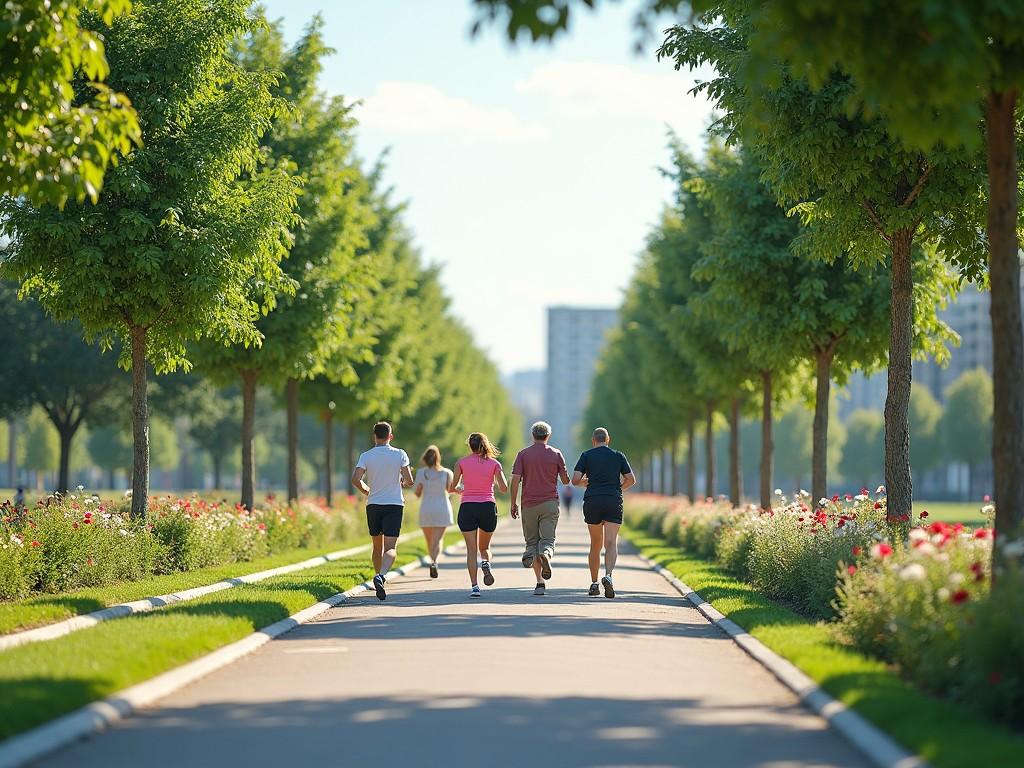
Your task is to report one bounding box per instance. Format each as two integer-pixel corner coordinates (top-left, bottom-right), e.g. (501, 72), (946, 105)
(458, 501), (498, 533)
(583, 496), (623, 526)
(366, 504), (404, 537)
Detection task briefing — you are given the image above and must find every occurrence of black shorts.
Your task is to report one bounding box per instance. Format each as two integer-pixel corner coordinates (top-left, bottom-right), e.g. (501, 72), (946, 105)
(458, 501), (498, 533)
(583, 496), (623, 526)
(366, 504), (404, 537)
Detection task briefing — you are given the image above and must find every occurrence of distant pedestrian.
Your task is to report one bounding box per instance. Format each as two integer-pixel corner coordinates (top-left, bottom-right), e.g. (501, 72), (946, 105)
(510, 421), (569, 597)
(413, 445), (454, 579)
(573, 427), (636, 599)
(451, 432), (508, 598)
(560, 483), (574, 514)
(351, 422), (414, 601)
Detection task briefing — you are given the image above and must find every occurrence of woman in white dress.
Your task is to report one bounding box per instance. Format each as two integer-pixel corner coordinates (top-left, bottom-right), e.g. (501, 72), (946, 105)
(413, 445), (454, 578)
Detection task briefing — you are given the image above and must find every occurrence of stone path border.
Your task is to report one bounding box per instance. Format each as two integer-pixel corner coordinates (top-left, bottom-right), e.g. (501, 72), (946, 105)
(0, 540), (466, 768)
(0, 531), (424, 652)
(633, 548), (929, 768)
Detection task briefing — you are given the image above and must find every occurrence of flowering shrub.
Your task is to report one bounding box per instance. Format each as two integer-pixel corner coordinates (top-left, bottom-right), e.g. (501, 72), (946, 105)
(0, 491), (362, 601)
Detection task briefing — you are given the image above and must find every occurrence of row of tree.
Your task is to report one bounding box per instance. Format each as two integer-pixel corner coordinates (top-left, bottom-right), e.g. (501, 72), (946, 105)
(0, 3), (520, 513)
(477, 0), (1024, 572)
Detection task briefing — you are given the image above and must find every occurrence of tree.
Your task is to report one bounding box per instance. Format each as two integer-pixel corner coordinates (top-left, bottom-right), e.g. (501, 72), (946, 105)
(774, 404), (812, 493)
(743, 0), (1024, 568)
(661, 6), (975, 528)
(1, 0), (141, 207)
(940, 370), (994, 501)
(87, 423), (131, 488)
(23, 408), (59, 490)
(909, 383), (943, 476)
(0, 282), (125, 492)
(839, 410), (885, 493)
(186, 382), (242, 492)
(1, 0), (298, 518)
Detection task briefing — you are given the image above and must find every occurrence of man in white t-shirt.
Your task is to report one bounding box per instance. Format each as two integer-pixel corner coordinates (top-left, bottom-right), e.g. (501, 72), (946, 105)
(351, 421), (414, 600)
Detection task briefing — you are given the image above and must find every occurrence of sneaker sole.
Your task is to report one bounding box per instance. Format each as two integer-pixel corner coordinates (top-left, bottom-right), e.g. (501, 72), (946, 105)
(469, 593), (482, 598)
(374, 581), (387, 601)
(602, 577), (615, 599)
(482, 568), (495, 586)
(537, 554), (552, 580)
(429, 564), (438, 579)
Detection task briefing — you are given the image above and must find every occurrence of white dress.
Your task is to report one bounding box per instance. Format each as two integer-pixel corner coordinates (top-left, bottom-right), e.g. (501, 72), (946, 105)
(416, 467), (454, 527)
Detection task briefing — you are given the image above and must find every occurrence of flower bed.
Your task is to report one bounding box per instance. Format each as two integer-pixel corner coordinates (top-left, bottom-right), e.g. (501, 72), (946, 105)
(628, 492), (1023, 728)
(0, 491), (361, 602)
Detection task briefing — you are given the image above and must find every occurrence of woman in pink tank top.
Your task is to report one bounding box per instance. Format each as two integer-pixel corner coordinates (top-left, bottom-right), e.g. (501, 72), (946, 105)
(451, 432), (508, 598)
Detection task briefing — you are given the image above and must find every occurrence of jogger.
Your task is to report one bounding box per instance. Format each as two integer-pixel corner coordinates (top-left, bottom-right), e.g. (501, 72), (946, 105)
(510, 421), (569, 596)
(351, 421), (414, 601)
(413, 445), (454, 579)
(573, 427), (636, 599)
(451, 432), (508, 598)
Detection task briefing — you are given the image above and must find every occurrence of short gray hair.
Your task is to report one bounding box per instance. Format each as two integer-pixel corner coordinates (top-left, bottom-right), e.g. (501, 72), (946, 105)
(593, 427), (610, 443)
(531, 421), (552, 439)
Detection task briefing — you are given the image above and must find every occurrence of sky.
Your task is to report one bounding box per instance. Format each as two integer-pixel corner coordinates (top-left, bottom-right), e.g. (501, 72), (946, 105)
(259, 0), (714, 374)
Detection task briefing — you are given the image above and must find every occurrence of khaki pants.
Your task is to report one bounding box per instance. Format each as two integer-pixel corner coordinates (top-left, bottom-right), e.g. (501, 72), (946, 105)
(521, 500), (560, 560)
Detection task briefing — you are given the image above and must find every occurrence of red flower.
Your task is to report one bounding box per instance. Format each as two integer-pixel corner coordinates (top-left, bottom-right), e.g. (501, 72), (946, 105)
(72, 522), (79, 530)
(86, 557), (94, 566)
(950, 589), (970, 605)
(974, 528), (992, 540)
(847, 565), (857, 575)
(30, 540), (40, 547)
(257, 522), (267, 531)
(875, 542), (893, 558)
(838, 518), (846, 527)
(920, 510), (929, 519)
(831, 494), (840, 503)
(873, 502), (882, 509)
(852, 546), (862, 557)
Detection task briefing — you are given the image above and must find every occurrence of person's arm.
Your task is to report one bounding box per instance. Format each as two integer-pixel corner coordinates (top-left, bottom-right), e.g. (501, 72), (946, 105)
(494, 466), (509, 494)
(449, 464), (463, 493)
(351, 467), (370, 497)
(571, 471), (589, 487)
(413, 470), (424, 499)
(400, 465), (414, 488)
(621, 473), (637, 492)
(509, 473), (522, 518)
(557, 453), (570, 486)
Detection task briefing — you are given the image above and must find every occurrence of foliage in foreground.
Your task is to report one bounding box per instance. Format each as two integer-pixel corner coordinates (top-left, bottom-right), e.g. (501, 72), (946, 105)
(627, 493), (1023, 728)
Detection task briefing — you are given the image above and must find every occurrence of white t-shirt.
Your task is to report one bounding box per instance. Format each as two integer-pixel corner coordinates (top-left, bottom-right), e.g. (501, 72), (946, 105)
(356, 444), (410, 506)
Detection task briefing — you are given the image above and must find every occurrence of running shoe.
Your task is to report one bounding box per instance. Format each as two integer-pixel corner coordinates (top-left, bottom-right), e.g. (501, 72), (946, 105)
(481, 560), (495, 586)
(601, 575), (615, 599)
(537, 552), (552, 580)
(429, 562), (438, 579)
(522, 554), (535, 568)
(588, 582), (601, 597)
(373, 573), (387, 601)
(533, 583), (546, 596)
(469, 585), (482, 598)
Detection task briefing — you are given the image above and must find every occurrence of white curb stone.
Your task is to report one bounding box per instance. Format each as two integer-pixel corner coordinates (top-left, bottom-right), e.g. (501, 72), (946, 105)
(0, 541), (465, 768)
(633, 550), (929, 768)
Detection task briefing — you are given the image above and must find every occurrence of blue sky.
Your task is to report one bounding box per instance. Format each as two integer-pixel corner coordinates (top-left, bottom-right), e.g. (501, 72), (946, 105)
(260, 0), (713, 373)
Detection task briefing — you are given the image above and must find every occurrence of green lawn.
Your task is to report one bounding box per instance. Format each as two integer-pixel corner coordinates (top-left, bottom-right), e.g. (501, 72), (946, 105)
(623, 528), (1024, 768)
(914, 500), (991, 526)
(0, 541), (368, 635)
(0, 529), (462, 741)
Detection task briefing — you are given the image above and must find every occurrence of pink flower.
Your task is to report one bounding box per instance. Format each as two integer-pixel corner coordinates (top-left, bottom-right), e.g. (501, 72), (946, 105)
(983, 495), (991, 502)
(871, 542), (893, 559)
(851, 546), (862, 557)
(847, 565), (857, 575)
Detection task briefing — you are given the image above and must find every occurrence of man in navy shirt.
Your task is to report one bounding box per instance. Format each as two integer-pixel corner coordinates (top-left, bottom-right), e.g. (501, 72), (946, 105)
(572, 427), (636, 598)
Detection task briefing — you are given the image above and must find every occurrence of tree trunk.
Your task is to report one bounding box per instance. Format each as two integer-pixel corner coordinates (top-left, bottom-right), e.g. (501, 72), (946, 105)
(704, 401), (715, 500)
(968, 463), (975, 504)
(286, 378), (299, 502)
(686, 417), (696, 503)
(884, 229), (914, 531)
(345, 421), (355, 492)
(324, 411), (334, 507)
(729, 396), (741, 507)
(661, 445), (671, 495)
(812, 348), (834, 506)
(130, 326), (149, 519)
(177, 418), (191, 491)
(670, 437), (679, 496)
(987, 88), (1024, 573)
(760, 371), (773, 511)
(212, 454), (222, 492)
(240, 370), (257, 512)
(6, 418), (16, 488)
(57, 424), (73, 494)
(107, 468), (115, 489)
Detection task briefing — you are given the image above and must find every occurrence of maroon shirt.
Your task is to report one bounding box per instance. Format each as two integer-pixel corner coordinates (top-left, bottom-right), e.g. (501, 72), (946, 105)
(512, 442), (567, 507)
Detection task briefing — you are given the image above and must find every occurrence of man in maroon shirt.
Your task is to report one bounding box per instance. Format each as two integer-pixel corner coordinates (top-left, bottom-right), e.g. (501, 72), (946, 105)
(510, 421), (570, 596)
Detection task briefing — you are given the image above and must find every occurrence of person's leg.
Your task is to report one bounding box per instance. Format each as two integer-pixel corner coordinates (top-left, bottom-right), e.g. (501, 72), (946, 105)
(423, 526), (443, 563)
(603, 522), (621, 577)
(587, 523), (603, 583)
(380, 535), (399, 574)
(532, 559), (545, 583)
(371, 534), (384, 574)
(478, 529), (494, 564)
(537, 501), (560, 560)
(521, 504), (540, 566)
(463, 530), (479, 585)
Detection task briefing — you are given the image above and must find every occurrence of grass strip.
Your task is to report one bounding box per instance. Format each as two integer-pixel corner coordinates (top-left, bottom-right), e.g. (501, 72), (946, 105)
(0, 540), (371, 635)
(624, 528), (1024, 768)
(0, 530), (462, 741)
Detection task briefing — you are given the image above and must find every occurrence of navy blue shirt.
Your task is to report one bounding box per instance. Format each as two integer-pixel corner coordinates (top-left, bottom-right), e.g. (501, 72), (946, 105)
(574, 445), (632, 499)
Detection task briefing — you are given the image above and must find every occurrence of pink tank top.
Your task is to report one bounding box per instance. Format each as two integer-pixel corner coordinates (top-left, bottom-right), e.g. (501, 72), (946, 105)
(457, 455), (502, 503)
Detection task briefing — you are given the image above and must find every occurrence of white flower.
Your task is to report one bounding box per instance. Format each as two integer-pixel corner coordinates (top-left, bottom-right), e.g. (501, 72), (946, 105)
(937, 587), (951, 601)
(876, 485), (886, 494)
(818, 497), (830, 507)
(76, 485), (84, 491)
(119, 529), (128, 537)
(948, 572), (965, 585)
(899, 563), (927, 582)
(774, 488), (783, 496)
(855, 494), (868, 502)
(913, 542), (937, 557)
(124, 489), (133, 499)
(909, 528), (929, 543)
(799, 489), (810, 498)
(981, 504), (995, 516)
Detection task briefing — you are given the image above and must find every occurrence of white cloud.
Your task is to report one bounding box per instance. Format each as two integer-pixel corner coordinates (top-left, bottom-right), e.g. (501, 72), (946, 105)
(357, 81), (547, 142)
(514, 60), (713, 137)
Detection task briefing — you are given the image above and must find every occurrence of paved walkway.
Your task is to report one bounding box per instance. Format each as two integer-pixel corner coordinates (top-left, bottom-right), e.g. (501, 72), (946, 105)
(42, 512), (867, 768)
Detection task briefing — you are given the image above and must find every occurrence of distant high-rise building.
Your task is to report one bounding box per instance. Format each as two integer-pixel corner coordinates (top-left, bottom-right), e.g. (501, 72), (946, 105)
(544, 306), (618, 456)
(503, 369), (545, 441)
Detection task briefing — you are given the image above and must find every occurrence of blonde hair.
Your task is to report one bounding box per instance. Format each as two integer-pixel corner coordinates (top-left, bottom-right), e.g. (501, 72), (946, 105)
(468, 432), (500, 460)
(421, 445), (441, 469)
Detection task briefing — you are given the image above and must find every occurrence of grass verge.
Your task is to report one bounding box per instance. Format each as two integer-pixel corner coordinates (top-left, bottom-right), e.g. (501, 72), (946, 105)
(914, 500), (989, 526)
(0, 530), (462, 741)
(623, 527), (1024, 768)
